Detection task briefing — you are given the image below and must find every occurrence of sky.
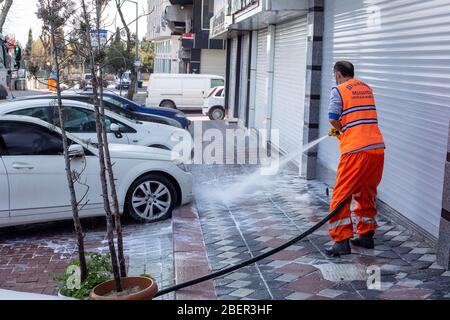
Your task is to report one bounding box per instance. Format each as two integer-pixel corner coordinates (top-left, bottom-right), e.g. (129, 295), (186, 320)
(2, 0), (149, 46)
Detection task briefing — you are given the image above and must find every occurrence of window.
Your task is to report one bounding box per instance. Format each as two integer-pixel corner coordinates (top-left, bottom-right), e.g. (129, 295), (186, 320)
(102, 97), (137, 121)
(56, 107), (98, 133)
(211, 79), (224, 88)
(0, 122), (63, 156)
(215, 88), (224, 97)
(8, 107), (52, 123)
(54, 107), (135, 134)
(202, 0), (214, 30)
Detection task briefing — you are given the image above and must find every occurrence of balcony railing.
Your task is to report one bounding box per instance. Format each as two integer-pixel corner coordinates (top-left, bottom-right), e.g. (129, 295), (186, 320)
(231, 0), (259, 15)
(169, 0), (193, 5)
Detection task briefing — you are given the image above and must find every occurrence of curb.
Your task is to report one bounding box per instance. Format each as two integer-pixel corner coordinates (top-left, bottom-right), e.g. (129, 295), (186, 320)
(172, 203), (217, 300)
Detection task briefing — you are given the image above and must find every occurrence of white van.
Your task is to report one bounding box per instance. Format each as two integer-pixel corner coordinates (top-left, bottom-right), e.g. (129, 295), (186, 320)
(147, 73), (225, 110)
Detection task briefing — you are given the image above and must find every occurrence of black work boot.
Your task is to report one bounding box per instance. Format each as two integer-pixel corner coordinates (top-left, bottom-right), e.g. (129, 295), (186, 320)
(351, 231), (375, 249)
(325, 239), (351, 257)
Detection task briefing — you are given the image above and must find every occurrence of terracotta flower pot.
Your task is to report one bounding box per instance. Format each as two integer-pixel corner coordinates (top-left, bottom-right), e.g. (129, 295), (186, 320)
(90, 277), (158, 300)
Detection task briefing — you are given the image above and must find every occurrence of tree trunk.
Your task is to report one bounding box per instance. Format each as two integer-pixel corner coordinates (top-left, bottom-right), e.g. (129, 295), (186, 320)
(127, 69), (137, 101)
(0, 0), (13, 33)
(114, 0), (136, 100)
(81, 0), (122, 292)
(95, 0), (127, 278)
(50, 26), (87, 282)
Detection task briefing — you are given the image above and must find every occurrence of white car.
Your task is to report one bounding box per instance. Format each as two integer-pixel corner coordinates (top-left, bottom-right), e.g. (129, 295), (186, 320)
(0, 115), (193, 227)
(147, 73), (225, 110)
(202, 86), (226, 120)
(0, 99), (192, 152)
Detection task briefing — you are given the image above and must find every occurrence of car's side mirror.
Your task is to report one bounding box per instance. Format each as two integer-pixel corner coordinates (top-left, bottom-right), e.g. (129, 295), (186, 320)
(110, 123), (123, 139)
(68, 144), (85, 158)
(110, 123), (120, 133)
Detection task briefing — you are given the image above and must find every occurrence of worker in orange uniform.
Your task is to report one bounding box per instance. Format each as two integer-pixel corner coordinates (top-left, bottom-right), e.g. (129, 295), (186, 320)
(325, 61), (385, 257)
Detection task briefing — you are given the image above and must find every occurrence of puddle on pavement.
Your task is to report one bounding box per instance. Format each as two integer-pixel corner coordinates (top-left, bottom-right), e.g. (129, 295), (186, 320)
(315, 263), (369, 282)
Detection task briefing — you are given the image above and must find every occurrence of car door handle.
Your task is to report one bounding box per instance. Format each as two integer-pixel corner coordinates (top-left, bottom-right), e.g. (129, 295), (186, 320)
(12, 163), (34, 170)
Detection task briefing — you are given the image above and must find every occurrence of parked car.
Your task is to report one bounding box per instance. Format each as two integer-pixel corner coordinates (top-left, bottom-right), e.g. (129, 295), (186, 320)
(80, 73), (93, 89)
(203, 86), (226, 120)
(80, 74), (108, 89)
(0, 115), (193, 226)
(147, 73), (225, 110)
(0, 99), (192, 152)
(17, 94), (184, 129)
(76, 91), (191, 130)
(115, 74), (131, 90)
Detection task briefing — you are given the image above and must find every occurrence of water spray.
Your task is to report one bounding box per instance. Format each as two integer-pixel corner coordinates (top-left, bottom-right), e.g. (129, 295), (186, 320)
(155, 135), (334, 298)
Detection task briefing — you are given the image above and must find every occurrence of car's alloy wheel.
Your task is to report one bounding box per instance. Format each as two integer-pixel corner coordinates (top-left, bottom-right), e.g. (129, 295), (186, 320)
(209, 107), (225, 120)
(127, 174), (177, 223)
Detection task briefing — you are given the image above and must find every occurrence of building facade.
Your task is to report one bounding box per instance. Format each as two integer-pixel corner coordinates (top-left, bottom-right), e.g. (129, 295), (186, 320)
(211, 0), (450, 267)
(147, 0), (226, 76)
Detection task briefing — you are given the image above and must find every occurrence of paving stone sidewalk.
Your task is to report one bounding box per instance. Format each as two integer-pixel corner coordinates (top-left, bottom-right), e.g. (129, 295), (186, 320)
(189, 121), (450, 300)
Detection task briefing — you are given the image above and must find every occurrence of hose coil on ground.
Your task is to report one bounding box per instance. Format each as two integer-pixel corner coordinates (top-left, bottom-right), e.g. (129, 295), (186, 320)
(155, 198), (349, 297)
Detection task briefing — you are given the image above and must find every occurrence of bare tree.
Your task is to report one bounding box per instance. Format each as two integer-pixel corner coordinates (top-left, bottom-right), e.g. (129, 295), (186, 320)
(80, 0), (126, 292)
(114, 0), (137, 100)
(0, 0), (13, 32)
(36, 0), (88, 282)
(93, 0), (127, 279)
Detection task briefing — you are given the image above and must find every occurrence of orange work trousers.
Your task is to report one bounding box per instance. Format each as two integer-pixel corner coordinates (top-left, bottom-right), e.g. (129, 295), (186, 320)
(329, 148), (385, 242)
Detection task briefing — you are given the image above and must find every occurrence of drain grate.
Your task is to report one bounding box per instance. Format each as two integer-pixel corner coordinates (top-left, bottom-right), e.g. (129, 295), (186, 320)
(315, 264), (369, 282)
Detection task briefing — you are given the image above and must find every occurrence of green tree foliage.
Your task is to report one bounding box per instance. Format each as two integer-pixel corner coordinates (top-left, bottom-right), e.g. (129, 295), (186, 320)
(105, 27), (133, 77)
(139, 38), (154, 73)
(24, 29), (33, 62)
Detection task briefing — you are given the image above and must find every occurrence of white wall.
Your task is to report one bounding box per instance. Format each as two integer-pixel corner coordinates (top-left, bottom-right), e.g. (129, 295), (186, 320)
(200, 49), (227, 77)
(154, 36), (182, 73)
(147, 0), (172, 41)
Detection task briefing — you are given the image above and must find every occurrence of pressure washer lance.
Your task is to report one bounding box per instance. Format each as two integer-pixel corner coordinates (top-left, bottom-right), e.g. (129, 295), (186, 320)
(154, 197), (350, 298)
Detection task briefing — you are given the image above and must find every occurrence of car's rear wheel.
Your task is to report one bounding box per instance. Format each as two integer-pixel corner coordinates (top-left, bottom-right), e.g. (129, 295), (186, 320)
(126, 174), (178, 223)
(160, 100), (176, 109)
(209, 107), (225, 120)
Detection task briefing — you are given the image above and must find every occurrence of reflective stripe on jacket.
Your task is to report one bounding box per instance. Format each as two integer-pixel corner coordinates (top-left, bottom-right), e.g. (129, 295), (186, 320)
(335, 79), (385, 155)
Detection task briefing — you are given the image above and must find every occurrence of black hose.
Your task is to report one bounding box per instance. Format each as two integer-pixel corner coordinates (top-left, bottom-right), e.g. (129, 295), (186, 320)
(154, 198), (349, 297)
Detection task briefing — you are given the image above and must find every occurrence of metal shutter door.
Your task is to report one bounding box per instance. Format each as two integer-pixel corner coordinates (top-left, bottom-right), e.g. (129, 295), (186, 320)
(272, 17), (308, 158)
(228, 38), (238, 117)
(254, 29), (268, 131)
(318, 0), (450, 237)
(201, 49), (226, 77)
(239, 34), (251, 123)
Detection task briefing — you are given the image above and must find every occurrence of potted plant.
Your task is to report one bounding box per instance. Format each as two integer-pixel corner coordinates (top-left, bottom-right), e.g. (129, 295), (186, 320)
(76, 0), (158, 300)
(55, 253), (113, 300)
(89, 276), (158, 301)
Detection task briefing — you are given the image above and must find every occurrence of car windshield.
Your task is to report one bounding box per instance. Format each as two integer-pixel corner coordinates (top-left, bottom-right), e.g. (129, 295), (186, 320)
(104, 94), (136, 107)
(102, 96), (140, 122)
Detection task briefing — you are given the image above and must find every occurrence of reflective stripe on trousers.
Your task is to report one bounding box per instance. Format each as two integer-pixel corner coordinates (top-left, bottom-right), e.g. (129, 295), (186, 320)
(358, 217), (377, 225)
(329, 218), (352, 230)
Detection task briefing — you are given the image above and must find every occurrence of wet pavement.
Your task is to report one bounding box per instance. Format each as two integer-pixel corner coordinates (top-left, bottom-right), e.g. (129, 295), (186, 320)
(188, 120), (450, 300)
(1, 117), (449, 300)
(0, 218), (175, 299)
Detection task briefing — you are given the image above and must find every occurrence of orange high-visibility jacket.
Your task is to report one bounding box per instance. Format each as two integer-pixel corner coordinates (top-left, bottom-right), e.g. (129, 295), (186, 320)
(335, 79), (385, 155)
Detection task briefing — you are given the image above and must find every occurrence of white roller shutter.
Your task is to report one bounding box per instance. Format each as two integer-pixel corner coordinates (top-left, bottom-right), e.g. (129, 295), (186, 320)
(254, 29), (268, 131)
(239, 34), (251, 124)
(272, 17), (308, 158)
(201, 49), (226, 77)
(318, 0), (450, 237)
(228, 38), (238, 118)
